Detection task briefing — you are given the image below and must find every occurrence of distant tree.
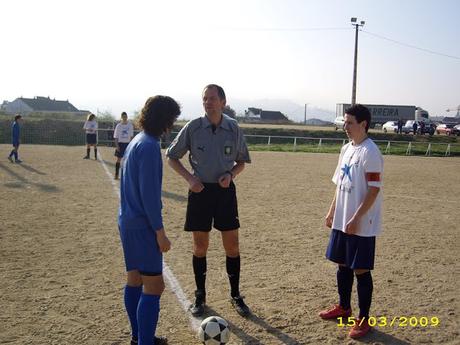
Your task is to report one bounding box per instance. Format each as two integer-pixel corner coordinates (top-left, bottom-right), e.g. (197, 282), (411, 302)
(97, 109), (115, 122)
(223, 105), (236, 119)
(132, 109), (141, 128)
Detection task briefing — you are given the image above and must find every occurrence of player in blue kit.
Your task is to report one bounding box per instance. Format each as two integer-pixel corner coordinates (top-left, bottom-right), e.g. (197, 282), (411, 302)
(8, 114), (23, 163)
(119, 95), (180, 345)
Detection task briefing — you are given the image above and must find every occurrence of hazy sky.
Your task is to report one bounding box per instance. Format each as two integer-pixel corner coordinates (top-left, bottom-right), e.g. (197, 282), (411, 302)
(1, 0), (459, 120)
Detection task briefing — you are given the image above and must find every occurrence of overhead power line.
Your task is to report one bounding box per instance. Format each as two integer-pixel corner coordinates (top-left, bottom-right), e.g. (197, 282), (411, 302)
(361, 30), (460, 60)
(218, 25), (459, 60)
(217, 26), (349, 32)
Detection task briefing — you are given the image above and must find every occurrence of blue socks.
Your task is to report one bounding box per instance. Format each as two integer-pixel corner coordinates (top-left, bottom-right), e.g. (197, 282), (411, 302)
(137, 293), (160, 345)
(124, 285), (142, 339)
(337, 265), (353, 310)
(356, 271), (373, 319)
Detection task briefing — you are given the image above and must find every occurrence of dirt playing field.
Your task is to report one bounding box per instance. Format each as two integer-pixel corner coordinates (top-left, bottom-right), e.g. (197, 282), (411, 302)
(1, 144), (459, 345)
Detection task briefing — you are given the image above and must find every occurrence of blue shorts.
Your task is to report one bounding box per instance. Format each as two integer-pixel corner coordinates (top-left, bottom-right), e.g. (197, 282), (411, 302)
(326, 229), (376, 270)
(12, 141), (20, 147)
(114, 143), (129, 158)
(118, 226), (163, 275)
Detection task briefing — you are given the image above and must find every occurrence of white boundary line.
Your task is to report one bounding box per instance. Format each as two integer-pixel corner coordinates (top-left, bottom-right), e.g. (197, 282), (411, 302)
(97, 152), (201, 332)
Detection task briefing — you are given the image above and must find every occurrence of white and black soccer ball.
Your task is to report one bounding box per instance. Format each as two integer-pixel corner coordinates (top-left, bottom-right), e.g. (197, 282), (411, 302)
(198, 316), (230, 345)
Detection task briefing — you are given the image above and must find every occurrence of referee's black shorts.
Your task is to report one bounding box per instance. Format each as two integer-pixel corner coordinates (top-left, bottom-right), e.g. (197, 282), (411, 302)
(185, 182), (240, 232)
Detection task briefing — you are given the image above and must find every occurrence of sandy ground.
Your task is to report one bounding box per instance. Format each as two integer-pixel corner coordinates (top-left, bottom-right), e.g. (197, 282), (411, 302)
(1, 144), (459, 345)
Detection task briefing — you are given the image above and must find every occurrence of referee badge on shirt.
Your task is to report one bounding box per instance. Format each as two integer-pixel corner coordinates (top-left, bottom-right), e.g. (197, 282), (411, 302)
(224, 146), (232, 155)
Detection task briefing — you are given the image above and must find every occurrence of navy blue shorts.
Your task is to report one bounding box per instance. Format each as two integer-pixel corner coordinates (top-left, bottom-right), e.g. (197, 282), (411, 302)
(185, 182), (240, 232)
(115, 143), (129, 158)
(86, 133), (97, 145)
(118, 226), (163, 275)
(326, 229), (376, 270)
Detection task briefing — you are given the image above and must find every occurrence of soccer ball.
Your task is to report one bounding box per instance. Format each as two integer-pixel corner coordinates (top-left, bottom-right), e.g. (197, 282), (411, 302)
(198, 316), (230, 345)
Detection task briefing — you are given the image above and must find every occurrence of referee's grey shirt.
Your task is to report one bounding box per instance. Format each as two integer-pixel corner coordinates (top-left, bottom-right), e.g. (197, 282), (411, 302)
(166, 114), (251, 183)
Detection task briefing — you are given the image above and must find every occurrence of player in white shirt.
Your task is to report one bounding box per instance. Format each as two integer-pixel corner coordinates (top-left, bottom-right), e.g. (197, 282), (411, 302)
(83, 113), (98, 159)
(319, 104), (383, 339)
(113, 112), (134, 179)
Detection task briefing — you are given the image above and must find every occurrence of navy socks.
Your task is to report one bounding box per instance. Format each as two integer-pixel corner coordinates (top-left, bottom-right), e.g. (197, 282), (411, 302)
(356, 271), (373, 319)
(337, 265), (354, 310)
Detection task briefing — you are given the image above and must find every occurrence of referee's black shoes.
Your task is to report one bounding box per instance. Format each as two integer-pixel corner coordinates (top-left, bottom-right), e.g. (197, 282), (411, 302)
(231, 296), (250, 317)
(190, 289), (206, 317)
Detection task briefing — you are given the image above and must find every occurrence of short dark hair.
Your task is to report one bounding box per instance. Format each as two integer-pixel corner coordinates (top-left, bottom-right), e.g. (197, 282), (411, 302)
(121, 111), (127, 117)
(203, 84), (226, 101)
(345, 104), (371, 132)
(138, 95), (181, 138)
(14, 114), (22, 121)
(87, 113), (96, 121)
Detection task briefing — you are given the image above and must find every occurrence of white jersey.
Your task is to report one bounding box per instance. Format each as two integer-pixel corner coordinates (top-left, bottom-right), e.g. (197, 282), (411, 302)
(83, 120), (98, 134)
(114, 121), (134, 143)
(332, 138), (383, 237)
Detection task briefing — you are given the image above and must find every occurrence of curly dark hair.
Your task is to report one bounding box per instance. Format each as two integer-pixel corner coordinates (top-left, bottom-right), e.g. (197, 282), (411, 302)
(138, 95), (181, 138)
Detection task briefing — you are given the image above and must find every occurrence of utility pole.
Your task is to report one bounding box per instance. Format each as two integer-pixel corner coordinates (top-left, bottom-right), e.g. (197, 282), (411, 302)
(351, 17), (365, 105)
(304, 103), (308, 125)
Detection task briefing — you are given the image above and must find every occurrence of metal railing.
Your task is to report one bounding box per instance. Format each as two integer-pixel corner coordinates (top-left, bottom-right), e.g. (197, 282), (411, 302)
(1, 123), (458, 156)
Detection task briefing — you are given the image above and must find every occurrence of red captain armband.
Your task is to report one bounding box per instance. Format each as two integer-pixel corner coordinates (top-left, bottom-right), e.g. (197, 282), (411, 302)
(366, 172), (381, 182)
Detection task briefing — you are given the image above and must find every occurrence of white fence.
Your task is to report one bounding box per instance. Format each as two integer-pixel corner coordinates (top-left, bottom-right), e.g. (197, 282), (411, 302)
(94, 129), (458, 157)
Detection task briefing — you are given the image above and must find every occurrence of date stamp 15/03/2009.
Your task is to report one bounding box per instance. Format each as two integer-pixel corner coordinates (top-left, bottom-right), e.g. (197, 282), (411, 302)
(337, 316), (440, 328)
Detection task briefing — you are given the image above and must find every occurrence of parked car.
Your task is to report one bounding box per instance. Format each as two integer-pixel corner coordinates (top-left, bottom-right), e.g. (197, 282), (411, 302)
(402, 120), (435, 135)
(453, 124), (460, 136)
(334, 116), (345, 130)
(402, 120), (416, 134)
(382, 121), (398, 133)
(436, 123), (457, 135)
(424, 123), (436, 136)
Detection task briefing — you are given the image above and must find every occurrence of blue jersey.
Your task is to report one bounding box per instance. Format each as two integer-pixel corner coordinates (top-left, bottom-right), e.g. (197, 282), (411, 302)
(119, 131), (163, 232)
(12, 121), (20, 144)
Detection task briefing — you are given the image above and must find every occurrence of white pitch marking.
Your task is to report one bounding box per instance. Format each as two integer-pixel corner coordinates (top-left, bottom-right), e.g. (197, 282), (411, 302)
(97, 151), (200, 332)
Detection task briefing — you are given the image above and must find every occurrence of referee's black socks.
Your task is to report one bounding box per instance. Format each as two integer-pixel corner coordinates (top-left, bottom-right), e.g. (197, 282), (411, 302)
(94, 147), (98, 159)
(192, 255), (207, 292)
(226, 256), (241, 298)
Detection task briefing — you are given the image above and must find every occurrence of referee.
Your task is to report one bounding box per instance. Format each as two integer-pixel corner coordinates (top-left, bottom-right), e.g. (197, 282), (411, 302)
(166, 84), (251, 317)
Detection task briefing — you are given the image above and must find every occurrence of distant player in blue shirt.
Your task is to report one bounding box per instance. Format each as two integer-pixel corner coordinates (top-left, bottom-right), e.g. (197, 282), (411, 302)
(119, 95), (180, 345)
(8, 114), (23, 163)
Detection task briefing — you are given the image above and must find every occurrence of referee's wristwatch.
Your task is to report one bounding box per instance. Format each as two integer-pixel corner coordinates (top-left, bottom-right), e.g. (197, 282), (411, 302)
(226, 170), (234, 179)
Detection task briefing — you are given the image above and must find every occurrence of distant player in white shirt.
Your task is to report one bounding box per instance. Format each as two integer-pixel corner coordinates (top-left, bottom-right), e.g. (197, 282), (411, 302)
(319, 104), (383, 339)
(113, 112), (134, 179)
(83, 113), (98, 159)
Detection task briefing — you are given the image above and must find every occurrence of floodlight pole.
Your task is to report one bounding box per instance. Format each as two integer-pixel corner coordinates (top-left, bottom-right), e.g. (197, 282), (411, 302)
(351, 18), (365, 106)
